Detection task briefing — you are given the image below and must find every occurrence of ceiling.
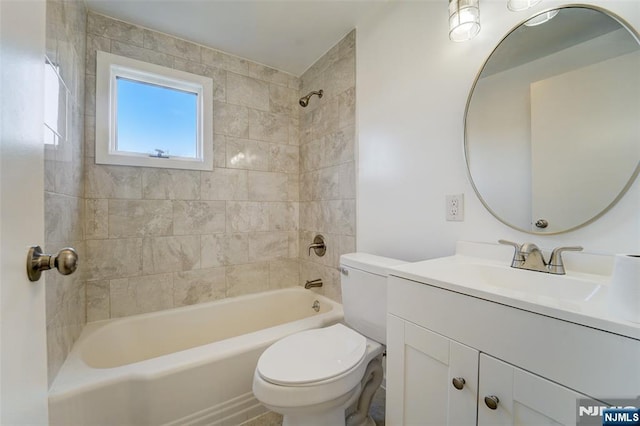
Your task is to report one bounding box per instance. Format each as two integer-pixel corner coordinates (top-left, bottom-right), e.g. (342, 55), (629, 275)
(84, 0), (390, 76)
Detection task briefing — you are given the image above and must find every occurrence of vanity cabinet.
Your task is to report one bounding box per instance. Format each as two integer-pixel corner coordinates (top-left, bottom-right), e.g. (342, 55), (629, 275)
(386, 275), (640, 426)
(386, 315), (478, 425)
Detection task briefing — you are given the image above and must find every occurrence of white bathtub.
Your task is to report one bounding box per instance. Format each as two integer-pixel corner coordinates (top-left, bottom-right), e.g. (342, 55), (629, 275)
(49, 287), (343, 426)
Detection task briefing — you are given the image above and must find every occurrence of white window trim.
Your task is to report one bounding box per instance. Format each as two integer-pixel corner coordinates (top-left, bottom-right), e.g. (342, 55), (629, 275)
(95, 51), (213, 171)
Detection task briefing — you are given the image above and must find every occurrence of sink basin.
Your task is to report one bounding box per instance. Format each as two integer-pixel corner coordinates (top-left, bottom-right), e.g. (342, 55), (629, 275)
(388, 241), (639, 340)
(392, 256), (607, 305)
(461, 263), (603, 302)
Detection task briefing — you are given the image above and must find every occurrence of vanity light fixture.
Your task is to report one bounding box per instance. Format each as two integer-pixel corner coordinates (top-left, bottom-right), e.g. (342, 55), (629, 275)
(449, 0), (481, 42)
(523, 9), (559, 26)
(507, 0), (541, 12)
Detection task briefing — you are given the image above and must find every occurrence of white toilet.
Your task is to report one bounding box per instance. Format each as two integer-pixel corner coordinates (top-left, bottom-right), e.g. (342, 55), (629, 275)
(252, 253), (405, 426)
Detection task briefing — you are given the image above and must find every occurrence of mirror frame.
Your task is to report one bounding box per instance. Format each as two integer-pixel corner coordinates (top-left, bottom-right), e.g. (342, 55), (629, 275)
(463, 4), (640, 235)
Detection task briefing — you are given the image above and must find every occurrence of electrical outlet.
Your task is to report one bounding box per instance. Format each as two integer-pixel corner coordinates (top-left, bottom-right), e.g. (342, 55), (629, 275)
(446, 194), (464, 221)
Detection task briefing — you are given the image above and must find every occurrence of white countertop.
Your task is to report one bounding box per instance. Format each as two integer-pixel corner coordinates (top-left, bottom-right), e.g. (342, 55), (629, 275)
(388, 241), (640, 341)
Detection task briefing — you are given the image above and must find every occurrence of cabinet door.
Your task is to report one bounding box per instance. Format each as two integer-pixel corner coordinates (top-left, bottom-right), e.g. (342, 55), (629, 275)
(387, 314), (478, 426)
(478, 354), (589, 426)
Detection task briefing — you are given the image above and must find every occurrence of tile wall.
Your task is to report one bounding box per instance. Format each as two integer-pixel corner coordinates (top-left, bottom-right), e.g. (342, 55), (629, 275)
(299, 31), (357, 302)
(84, 12), (302, 320)
(45, 0), (87, 384)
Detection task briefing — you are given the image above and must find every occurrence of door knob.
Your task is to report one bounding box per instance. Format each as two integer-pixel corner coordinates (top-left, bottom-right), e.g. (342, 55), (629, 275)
(484, 395), (499, 410)
(27, 246), (78, 282)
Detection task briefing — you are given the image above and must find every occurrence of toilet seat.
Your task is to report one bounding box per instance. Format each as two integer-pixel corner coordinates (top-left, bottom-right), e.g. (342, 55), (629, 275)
(257, 324), (366, 386)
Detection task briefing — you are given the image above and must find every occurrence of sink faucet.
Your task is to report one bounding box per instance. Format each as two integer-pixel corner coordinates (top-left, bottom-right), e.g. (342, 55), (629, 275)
(498, 240), (583, 275)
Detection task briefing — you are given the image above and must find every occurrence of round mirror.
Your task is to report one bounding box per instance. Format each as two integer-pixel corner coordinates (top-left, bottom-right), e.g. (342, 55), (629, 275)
(465, 5), (640, 234)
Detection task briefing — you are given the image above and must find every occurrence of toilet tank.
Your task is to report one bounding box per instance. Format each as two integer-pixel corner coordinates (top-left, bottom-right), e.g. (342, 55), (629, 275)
(339, 253), (406, 345)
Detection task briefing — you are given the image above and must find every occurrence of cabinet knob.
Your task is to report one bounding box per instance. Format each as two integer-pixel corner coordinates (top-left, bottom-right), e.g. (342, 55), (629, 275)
(484, 395), (499, 410)
(452, 377), (466, 390)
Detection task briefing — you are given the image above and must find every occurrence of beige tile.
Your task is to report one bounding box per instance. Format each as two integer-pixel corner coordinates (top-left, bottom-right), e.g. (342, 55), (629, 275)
(226, 201), (269, 233)
(226, 137), (270, 171)
(110, 273), (174, 318)
(248, 109), (288, 143)
(108, 200), (172, 238)
(201, 168), (248, 201)
(86, 280), (110, 322)
(85, 198), (108, 239)
(269, 84), (296, 115)
(173, 200), (226, 235)
(85, 162), (142, 199)
(318, 167), (340, 200)
(84, 73), (96, 116)
(226, 263), (270, 297)
(142, 235), (201, 274)
(85, 238), (142, 281)
(268, 202), (299, 231)
(201, 233), (249, 268)
(288, 116), (300, 146)
(269, 144), (299, 174)
(339, 161), (356, 199)
(299, 172), (316, 202)
(300, 139), (325, 172)
(142, 169), (200, 200)
(173, 267), (226, 307)
(44, 192), (83, 244)
(248, 63), (291, 86)
(325, 55), (355, 100)
(269, 259), (299, 290)
(214, 101), (249, 138)
(227, 72), (270, 111)
(143, 29), (201, 62)
(248, 232), (290, 262)
(213, 133), (227, 167)
(85, 34), (111, 75)
(87, 12), (144, 46)
(84, 114), (95, 157)
(173, 58), (227, 102)
(338, 87), (356, 129)
(324, 126), (355, 167)
(311, 98), (339, 139)
(202, 48), (249, 75)
(248, 171), (288, 201)
(111, 41), (174, 68)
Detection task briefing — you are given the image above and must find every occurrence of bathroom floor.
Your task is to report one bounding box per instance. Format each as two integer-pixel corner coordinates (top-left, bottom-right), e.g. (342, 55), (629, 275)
(244, 387), (386, 425)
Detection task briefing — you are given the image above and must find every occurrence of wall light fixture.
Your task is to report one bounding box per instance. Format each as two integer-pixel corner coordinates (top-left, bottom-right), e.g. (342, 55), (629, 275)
(507, 0), (542, 12)
(449, 0), (481, 42)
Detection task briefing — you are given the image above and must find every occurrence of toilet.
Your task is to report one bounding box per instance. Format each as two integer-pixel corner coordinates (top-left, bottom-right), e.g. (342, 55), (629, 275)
(252, 253), (406, 426)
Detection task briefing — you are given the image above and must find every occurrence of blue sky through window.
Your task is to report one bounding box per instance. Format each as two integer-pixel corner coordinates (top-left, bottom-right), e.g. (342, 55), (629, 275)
(116, 77), (197, 158)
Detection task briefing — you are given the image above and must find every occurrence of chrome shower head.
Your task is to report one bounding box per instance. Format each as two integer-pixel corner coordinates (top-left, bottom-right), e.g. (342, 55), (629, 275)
(299, 89), (323, 107)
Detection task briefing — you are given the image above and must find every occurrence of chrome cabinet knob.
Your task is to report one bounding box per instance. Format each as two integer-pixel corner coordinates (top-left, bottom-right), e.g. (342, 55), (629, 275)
(452, 377), (466, 390)
(27, 246), (78, 282)
(484, 395), (499, 410)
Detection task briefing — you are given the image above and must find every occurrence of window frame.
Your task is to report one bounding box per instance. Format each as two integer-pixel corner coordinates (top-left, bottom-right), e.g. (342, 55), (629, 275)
(95, 51), (213, 171)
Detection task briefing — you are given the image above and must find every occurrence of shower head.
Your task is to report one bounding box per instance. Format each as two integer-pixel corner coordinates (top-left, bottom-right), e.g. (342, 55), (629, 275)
(299, 89), (323, 107)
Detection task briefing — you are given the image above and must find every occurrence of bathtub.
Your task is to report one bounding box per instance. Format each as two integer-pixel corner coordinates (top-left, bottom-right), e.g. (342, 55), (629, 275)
(49, 287), (343, 426)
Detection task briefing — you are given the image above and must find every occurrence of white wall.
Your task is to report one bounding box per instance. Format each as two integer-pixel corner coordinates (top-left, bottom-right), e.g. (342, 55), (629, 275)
(356, 0), (640, 261)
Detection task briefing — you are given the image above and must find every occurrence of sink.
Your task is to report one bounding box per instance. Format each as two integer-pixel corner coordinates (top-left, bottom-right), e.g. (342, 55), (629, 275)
(405, 259), (605, 304)
(388, 241), (640, 340)
(463, 263), (602, 302)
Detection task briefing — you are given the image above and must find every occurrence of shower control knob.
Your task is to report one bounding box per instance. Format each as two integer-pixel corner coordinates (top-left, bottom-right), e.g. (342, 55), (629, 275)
(27, 246), (78, 282)
(452, 377), (466, 390)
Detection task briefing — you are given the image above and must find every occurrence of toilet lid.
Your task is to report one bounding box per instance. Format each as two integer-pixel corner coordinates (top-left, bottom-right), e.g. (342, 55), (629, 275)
(257, 324), (367, 385)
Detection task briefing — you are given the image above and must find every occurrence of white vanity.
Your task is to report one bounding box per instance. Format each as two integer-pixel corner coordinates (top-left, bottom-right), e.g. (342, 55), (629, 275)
(385, 242), (640, 425)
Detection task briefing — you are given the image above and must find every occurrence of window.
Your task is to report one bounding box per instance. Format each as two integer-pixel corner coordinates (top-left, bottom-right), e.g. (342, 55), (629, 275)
(95, 51), (213, 170)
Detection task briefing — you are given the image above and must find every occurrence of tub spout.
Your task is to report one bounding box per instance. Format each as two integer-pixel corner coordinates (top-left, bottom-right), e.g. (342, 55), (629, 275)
(304, 279), (323, 289)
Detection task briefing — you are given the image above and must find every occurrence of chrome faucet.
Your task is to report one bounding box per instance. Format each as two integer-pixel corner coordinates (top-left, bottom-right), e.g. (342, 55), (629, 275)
(304, 278), (323, 289)
(499, 240), (583, 275)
